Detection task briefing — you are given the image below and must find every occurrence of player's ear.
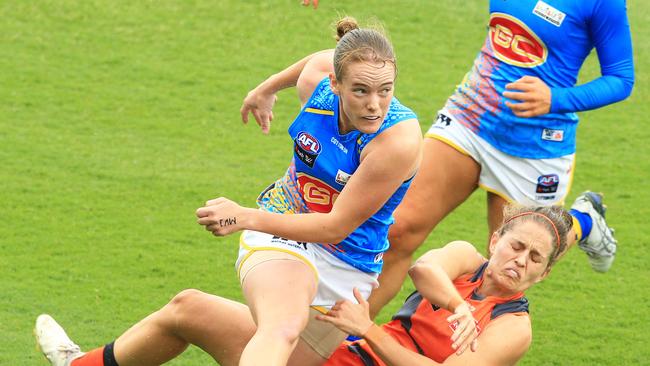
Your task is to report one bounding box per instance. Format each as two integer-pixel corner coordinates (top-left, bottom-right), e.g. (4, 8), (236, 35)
(329, 73), (340, 95)
(488, 231), (499, 257)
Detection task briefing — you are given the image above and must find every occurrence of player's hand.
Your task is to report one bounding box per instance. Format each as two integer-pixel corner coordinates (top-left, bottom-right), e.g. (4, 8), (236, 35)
(447, 302), (479, 355)
(503, 76), (551, 117)
(301, 0), (319, 9)
(316, 288), (374, 337)
(240, 88), (277, 134)
(196, 197), (248, 236)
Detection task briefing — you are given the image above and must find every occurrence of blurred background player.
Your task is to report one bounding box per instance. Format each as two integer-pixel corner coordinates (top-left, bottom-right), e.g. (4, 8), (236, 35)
(35, 17), (422, 366)
(35, 204), (571, 366)
(301, 0), (635, 316)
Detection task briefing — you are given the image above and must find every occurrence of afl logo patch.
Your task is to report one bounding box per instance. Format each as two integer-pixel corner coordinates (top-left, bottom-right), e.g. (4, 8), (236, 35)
(536, 174), (559, 194)
(489, 13), (547, 68)
(294, 131), (322, 168)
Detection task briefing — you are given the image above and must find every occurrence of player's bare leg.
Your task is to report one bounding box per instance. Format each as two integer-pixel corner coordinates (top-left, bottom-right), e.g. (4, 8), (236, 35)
(368, 138), (480, 318)
(239, 258), (319, 366)
(114, 289), (256, 366)
(36, 290), (257, 366)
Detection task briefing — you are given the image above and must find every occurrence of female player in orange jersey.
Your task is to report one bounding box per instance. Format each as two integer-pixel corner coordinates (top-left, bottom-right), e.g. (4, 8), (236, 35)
(320, 204), (571, 365)
(35, 204), (570, 366)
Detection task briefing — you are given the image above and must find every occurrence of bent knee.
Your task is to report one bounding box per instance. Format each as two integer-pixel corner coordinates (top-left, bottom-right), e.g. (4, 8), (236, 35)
(169, 289), (208, 307)
(388, 217), (435, 256)
(164, 289), (211, 321)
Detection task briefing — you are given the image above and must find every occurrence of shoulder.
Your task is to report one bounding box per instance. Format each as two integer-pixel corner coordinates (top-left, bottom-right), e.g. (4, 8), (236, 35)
(387, 96), (417, 119)
(379, 118), (422, 146)
(443, 240), (487, 265)
(364, 118), (422, 165)
(446, 240), (482, 254)
(304, 77), (337, 111)
(411, 241), (486, 280)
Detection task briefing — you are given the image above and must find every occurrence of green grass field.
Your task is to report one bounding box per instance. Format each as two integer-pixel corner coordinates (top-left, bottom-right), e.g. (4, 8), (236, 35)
(1, 1), (648, 364)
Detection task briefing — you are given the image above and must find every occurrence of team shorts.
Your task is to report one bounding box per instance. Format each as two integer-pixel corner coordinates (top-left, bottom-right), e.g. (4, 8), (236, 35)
(236, 229), (379, 358)
(425, 108), (575, 205)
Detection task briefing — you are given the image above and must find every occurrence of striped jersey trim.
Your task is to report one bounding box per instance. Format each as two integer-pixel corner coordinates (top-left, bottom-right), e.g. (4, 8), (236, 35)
(304, 107), (335, 116)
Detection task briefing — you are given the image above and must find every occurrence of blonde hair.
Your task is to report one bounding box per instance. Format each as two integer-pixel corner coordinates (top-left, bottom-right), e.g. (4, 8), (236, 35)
(333, 17), (396, 80)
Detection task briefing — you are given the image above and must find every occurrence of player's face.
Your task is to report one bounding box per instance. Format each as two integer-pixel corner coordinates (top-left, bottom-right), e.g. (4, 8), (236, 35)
(486, 221), (555, 294)
(329, 60), (396, 135)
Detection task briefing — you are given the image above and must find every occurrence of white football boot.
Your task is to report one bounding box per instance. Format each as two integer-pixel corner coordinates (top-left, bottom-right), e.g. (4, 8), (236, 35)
(35, 314), (84, 366)
(570, 191), (617, 272)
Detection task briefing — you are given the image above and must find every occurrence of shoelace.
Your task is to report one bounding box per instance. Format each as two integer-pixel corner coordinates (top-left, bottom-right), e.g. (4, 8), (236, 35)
(56, 342), (82, 360)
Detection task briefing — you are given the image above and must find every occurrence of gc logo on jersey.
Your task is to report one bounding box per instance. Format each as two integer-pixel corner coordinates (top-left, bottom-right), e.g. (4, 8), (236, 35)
(489, 13), (547, 68)
(536, 174), (559, 194)
(297, 173), (340, 213)
(294, 131), (322, 168)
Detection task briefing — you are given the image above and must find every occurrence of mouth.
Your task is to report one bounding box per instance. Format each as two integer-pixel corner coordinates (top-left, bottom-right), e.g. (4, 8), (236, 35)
(504, 268), (520, 280)
(362, 115), (382, 121)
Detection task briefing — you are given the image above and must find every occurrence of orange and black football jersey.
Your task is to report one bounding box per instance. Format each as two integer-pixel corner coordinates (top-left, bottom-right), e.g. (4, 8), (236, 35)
(326, 262), (529, 365)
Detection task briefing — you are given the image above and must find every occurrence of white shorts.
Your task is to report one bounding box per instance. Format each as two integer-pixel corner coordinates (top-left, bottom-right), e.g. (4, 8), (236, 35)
(425, 108), (575, 205)
(236, 230), (379, 311)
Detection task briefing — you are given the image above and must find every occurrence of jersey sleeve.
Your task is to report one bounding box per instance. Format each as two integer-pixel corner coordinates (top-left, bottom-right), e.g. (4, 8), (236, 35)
(550, 0), (635, 114)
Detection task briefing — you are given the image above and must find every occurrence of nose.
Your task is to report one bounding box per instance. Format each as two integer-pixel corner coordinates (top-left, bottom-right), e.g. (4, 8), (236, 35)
(366, 93), (380, 112)
(514, 253), (526, 267)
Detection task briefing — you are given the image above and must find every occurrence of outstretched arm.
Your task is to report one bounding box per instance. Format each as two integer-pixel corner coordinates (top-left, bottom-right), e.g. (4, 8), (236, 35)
(241, 50), (334, 133)
(197, 118), (421, 244)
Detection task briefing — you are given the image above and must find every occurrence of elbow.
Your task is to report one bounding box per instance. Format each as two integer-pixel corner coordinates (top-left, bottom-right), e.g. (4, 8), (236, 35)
(327, 230), (349, 245)
(320, 214), (360, 244)
(623, 77), (635, 99)
(611, 72), (635, 101)
(320, 223), (353, 244)
(408, 261), (431, 283)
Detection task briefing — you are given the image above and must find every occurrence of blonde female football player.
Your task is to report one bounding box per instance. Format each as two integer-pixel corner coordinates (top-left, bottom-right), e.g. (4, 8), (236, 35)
(35, 17), (422, 366)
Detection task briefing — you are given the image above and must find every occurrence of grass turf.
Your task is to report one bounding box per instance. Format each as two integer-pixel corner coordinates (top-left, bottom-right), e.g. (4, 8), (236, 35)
(1, 0), (648, 364)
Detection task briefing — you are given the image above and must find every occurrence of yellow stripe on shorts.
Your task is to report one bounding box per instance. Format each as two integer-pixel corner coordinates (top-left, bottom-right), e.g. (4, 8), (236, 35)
(238, 233), (319, 281)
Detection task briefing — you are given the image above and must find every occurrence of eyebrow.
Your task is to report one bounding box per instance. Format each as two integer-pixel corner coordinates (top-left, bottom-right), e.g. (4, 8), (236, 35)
(350, 80), (394, 87)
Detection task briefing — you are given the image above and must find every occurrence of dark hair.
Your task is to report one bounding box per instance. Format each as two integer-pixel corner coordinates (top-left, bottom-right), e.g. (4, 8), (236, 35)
(498, 205), (573, 269)
(333, 17), (396, 81)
